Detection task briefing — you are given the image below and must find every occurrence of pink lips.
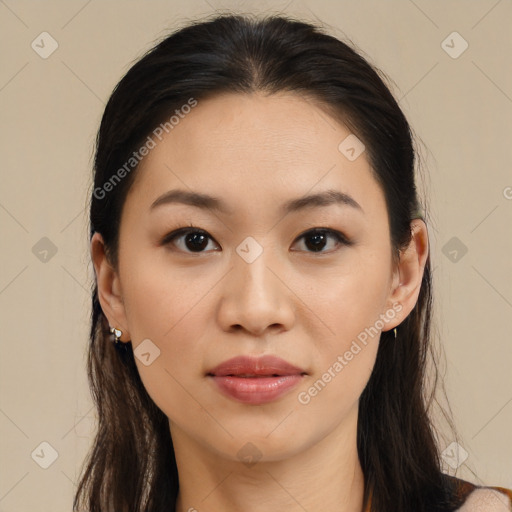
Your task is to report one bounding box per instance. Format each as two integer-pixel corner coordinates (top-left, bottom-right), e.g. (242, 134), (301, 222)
(207, 355), (307, 405)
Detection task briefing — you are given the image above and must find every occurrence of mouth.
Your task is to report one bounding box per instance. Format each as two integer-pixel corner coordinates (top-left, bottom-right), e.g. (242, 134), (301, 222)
(217, 373), (289, 378)
(206, 355), (307, 405)
(207, 354), (307, 377)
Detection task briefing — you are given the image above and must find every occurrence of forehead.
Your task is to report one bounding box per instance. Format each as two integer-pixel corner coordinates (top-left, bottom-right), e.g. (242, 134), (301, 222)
(145, 92), (348, 170)
(126, 92), (385, 220)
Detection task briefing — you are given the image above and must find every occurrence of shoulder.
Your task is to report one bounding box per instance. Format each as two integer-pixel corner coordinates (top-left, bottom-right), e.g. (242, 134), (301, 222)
(456, 487), (512, 511)
(442, 474), (512, 511)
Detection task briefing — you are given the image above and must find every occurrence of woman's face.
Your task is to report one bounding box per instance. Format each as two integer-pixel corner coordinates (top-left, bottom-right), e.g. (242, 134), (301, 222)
(94, 91), (424, 463)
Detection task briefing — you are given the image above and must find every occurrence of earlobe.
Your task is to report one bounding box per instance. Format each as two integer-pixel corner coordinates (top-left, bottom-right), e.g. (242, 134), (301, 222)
(90, 232), (130, 342)
(384, 219), (429, 330)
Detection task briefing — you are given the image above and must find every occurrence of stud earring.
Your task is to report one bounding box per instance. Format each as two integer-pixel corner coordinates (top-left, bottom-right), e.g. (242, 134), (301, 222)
(109, 326), (122, 344)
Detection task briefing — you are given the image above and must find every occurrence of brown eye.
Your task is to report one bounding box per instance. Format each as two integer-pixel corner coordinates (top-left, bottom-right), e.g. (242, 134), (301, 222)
(162, 226), (351, 255)
(292, 229), (351, 253)
(162, 228), (219, 253)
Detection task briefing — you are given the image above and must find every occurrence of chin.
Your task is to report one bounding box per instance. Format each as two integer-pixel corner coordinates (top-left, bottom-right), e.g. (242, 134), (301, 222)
(204, 427), (313, 465)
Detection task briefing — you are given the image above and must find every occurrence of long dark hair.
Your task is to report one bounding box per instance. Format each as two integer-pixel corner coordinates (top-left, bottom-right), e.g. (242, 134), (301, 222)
(75, 13), (463, 512)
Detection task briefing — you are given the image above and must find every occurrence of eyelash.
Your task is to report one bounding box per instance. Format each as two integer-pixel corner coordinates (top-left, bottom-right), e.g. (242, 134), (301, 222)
(161, 224), (353, 255)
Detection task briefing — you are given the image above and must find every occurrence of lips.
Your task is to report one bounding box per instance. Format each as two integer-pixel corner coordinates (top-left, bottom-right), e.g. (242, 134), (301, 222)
(207, 355), (307, 378)
(207, 355), (307, 405)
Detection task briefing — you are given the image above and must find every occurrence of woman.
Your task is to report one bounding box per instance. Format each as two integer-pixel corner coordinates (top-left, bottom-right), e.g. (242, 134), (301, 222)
(74, 13), (512, 512)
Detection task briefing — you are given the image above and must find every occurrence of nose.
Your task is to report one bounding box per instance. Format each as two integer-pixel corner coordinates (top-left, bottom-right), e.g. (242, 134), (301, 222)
(217, 246), (295, 336)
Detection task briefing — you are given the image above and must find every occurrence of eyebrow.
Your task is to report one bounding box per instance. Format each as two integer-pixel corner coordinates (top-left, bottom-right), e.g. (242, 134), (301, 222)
(150, 188), (363, 215)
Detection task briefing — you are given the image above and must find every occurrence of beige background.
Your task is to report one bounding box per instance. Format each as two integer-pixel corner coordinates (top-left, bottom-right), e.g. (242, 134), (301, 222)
(0, 0), (511, 510)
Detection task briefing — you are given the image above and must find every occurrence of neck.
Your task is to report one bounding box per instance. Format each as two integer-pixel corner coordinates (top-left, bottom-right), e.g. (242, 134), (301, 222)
(172, 406), (366, 512)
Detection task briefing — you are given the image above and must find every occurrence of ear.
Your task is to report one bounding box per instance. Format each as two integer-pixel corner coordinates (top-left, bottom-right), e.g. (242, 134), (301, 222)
(382, 219), (429, 331)
(90, 232), (130, 342)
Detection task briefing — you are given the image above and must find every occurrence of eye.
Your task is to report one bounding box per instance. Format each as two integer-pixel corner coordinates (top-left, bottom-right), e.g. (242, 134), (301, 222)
(161, 226), (220, 253)
(161, 226), (351, 254)
(291, 228), (351, 254)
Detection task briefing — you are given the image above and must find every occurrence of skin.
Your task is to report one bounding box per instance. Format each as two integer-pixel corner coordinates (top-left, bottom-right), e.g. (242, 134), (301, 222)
(91, 91), (429, 512)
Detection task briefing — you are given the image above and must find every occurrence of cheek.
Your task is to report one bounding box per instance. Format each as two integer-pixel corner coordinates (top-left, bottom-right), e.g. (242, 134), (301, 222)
(123, 280), (210, 423)
(119, 253), (219, 400)
(296, 250), (390, 403)
(121, 248), (216, 343)
(299, 250), (391, 344)
(296, 309), (381, 425)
